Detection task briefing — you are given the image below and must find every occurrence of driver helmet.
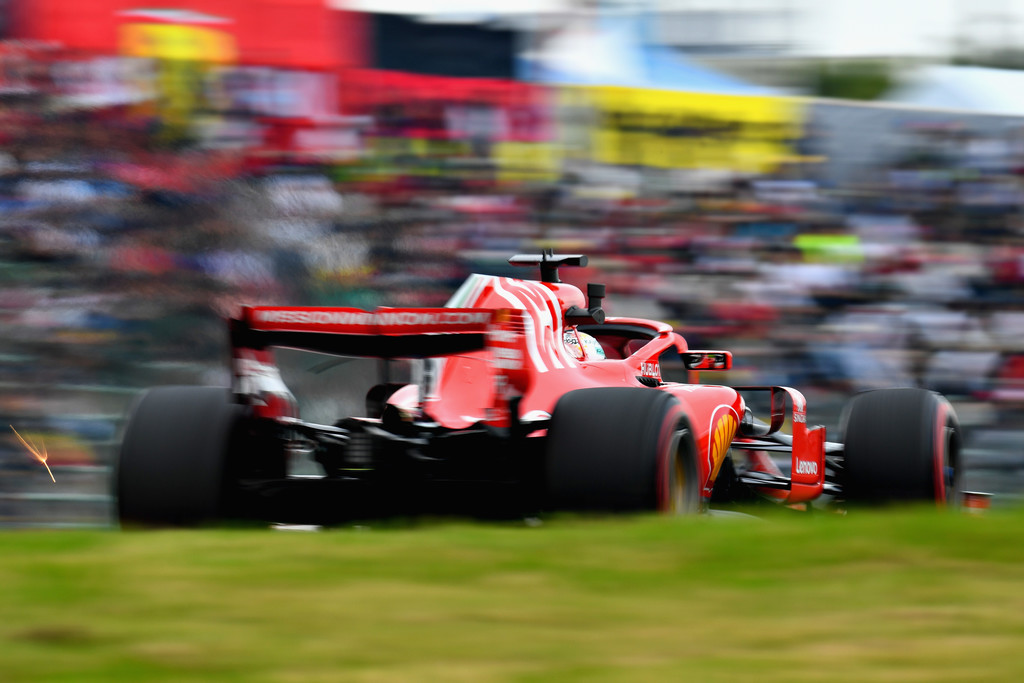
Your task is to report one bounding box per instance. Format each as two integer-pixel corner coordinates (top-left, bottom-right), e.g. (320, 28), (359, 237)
(563, 327), (606, 361)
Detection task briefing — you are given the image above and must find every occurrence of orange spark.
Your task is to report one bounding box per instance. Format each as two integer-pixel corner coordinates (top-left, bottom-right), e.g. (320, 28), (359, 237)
(11, 426), (54, 483)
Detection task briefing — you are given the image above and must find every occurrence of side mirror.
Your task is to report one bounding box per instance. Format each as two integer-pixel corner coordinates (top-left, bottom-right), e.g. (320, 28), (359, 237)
(681, 351), (732, 371)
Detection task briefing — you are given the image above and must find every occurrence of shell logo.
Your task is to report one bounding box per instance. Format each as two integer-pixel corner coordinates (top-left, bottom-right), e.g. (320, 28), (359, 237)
(707, 410), (738, 486)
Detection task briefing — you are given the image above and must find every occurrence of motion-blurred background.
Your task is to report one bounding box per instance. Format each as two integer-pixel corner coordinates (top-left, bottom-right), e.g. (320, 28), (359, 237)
(1, 0), (1023, 526)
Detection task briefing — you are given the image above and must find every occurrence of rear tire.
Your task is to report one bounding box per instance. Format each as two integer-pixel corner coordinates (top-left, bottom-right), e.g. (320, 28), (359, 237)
(841, 387), (961, 505)
(117, 386), (246, 526)
(545, 388), (700, 513)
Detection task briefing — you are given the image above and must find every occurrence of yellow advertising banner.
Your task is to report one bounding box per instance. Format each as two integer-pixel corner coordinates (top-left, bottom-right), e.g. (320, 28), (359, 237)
(562, 86), (803, 173)
(493, 141), (559, 183)
(119, 23), (238, 136)
(119, 23), (237, 63)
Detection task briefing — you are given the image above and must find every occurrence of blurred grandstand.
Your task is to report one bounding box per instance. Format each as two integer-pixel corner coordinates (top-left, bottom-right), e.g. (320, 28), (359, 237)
(2, 1), (1024, 525)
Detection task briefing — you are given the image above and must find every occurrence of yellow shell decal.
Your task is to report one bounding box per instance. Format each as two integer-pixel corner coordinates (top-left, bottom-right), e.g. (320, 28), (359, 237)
(709, 412), (738, 482)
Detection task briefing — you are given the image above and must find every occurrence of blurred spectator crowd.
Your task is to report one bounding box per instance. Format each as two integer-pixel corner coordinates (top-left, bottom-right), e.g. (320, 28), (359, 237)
(3, 53), (1024, 520)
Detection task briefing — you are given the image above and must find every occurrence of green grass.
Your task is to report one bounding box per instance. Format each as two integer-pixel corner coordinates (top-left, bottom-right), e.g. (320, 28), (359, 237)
(3, 507), (1024, 681)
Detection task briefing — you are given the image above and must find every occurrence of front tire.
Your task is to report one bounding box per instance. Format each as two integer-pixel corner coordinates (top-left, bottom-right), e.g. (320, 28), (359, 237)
(841, 387), (961, 505)
(117, 386), (246, 526)
(545, 388), (701, 513)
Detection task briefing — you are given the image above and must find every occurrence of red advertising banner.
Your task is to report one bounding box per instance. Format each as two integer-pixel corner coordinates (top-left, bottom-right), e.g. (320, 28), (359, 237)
(16, 0), (366, 70)
(342, 68), (551, 143)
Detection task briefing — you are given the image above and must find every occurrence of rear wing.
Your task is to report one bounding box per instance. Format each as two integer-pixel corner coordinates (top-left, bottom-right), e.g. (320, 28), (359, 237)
(231, 305), (495, 358)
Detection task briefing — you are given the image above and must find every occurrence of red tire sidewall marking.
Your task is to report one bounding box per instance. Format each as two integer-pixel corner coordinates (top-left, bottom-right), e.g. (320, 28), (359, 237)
(656, 403), (689, 511)
(933, 401), (949, 504)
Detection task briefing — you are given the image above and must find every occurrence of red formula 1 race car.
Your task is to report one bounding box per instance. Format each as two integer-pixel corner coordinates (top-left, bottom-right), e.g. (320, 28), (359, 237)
(116, 253), (963, 526)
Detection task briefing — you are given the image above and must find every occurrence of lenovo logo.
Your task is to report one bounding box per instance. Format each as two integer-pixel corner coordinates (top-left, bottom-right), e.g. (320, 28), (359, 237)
(795, 460), (818, 476)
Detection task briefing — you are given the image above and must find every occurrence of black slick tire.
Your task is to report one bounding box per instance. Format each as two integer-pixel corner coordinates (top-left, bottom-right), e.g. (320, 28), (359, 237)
(116, 386), (244, 526)
(841, 387), (961, 505)
(545, 387), (700, 513)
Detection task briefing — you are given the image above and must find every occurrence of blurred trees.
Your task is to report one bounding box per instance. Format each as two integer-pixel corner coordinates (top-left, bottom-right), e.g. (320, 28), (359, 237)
(806, 60), (895, 101)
